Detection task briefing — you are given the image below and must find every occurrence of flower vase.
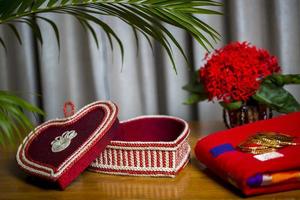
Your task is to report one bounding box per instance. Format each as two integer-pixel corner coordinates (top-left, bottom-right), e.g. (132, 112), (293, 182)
(223, 100), (273, 129)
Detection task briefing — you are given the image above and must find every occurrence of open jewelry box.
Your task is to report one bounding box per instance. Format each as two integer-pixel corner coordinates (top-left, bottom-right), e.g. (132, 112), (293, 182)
(89, 116), (191, 177)
(16, 101), (190, 189)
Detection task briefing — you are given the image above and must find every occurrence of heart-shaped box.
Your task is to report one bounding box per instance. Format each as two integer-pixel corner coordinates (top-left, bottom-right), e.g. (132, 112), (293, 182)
(89, 116), (191, 177)
(16, 101), (120, 189)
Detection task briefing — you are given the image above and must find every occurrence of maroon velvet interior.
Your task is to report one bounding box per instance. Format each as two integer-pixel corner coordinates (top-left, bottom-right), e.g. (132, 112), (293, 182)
(118, 118), (185, 142)
(27, 108), (105, 168)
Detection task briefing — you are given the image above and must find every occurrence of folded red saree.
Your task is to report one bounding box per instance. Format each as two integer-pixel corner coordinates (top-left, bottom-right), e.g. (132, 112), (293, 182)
(195, 111), (300, 196)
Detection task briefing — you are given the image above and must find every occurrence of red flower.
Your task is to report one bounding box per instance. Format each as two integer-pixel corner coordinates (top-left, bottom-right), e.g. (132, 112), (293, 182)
(199, 42), (281, 103)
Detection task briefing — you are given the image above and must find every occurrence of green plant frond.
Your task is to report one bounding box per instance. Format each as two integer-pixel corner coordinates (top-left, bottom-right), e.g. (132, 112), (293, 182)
(0, 0), (222, 70)
(0, 91), (44, 115)
(0, 91), (45, 146)
(17, 17), (44, 44)
(6, 23), (23, 44)
(0, 113), (15, 146)
(0, 36), (6, 51)
(35, 16), (60, 49)
(79, 19), (100, 48)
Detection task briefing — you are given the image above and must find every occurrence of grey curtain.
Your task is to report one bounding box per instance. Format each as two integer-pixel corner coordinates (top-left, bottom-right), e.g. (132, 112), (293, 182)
(1, 0), (300, 124)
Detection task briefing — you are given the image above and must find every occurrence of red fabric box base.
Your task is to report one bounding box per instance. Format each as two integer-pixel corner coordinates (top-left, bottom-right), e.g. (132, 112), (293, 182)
(194, 111), (300, 196)
(16, 101), (120, 189)
(89, 116), (191, 177)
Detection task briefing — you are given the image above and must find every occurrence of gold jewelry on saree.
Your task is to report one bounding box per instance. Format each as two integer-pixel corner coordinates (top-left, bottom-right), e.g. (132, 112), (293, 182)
(237, 132), (299, 155)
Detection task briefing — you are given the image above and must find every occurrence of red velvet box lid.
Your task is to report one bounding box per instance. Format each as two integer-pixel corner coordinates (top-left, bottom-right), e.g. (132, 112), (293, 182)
(16, 101), (120, 189)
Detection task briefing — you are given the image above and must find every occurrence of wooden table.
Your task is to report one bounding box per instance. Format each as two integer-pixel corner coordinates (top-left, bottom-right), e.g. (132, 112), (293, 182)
(1, 121), (300, 200)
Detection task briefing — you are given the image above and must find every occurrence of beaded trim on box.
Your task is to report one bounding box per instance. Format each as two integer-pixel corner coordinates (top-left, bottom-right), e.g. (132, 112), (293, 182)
(89, 116), (190, 177)
(16, 101), (118, 180)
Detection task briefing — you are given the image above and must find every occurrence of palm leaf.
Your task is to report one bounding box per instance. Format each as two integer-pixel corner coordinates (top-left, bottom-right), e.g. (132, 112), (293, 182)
(0, 0), (222, 146)
(0, 0), (222, 70)
(0, 91), (44, 147)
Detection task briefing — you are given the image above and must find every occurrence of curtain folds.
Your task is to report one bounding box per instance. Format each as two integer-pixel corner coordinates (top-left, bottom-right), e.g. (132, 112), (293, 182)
(1, 0), (299, 124)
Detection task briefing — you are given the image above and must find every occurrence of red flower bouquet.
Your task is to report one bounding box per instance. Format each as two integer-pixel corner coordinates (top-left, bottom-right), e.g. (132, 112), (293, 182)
(199, 42), (280, 103)
(184, 42), (300, 126)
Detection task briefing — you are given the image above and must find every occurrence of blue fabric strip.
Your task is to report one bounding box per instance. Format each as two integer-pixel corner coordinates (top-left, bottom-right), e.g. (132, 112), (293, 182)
(247, 174), (263, 187)
(210, 143), (235, 158)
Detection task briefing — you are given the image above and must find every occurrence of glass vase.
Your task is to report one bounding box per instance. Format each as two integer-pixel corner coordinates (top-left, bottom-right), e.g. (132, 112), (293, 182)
(223, 100), (273, 129)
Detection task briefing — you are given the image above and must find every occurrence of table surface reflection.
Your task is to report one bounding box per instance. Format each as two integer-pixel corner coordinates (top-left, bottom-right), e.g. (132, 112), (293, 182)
(1, 121), (300, 200)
